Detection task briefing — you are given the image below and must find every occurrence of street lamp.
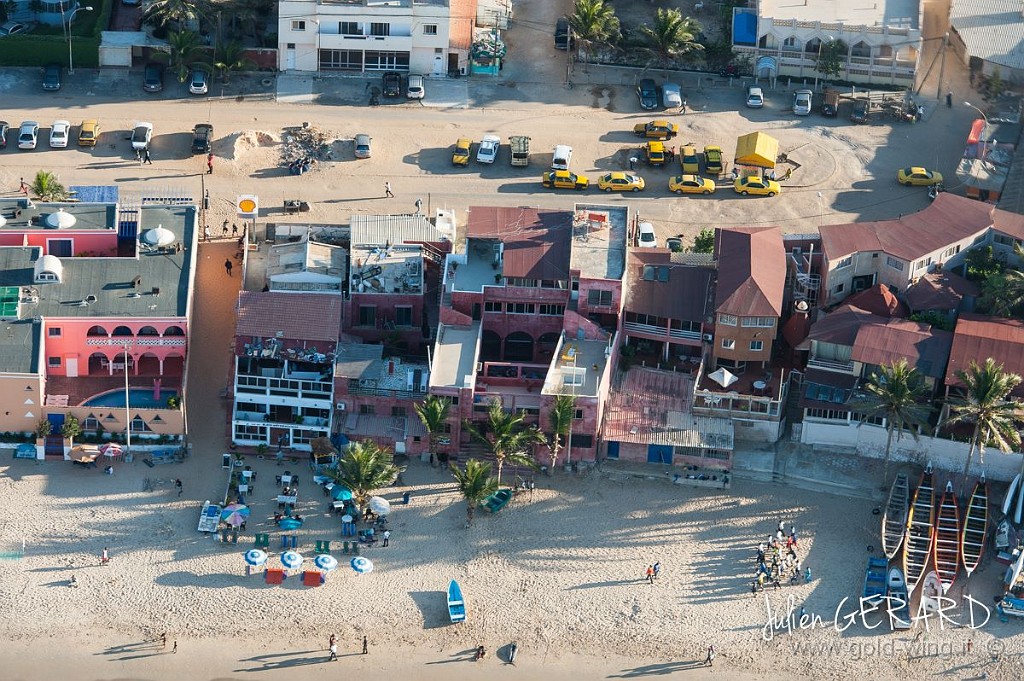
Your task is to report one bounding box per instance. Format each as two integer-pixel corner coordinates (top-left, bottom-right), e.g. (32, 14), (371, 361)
(67, 5), (94, 76)
(964, 101), (989, 159)
(122, 342), (132, 454)
(813, 36), (834, 91)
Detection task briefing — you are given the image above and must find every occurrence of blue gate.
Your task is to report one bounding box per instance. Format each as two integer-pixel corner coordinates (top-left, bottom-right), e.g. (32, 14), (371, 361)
(647, 444), (673, 464)
(606, 441), (620, 460)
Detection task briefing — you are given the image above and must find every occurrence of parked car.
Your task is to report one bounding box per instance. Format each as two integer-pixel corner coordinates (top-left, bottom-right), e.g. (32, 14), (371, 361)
(452, 138), (472, 166)
(637, 78), (658, 110)
(746, 86), (764, 108)
(662, 83), (682, 109)
(406, 75), (424, 99)
(78, 119), (100, 147)
(822, 89), (840, 117)
(18, 121), (39, 150)
(554, 17), (571, 50)
(191, 123), (213, 154)
(637, 221), (657, 247)
(542, 170), (589, 190)
(143, 62), (165, 92)
(793, 89), (813, 116)
(382, 72), (402, 97)
(598, 172), (645, 192)
(49, 120), (71, 148)
(851, 101), (870, 124)
(476, 135), (500, 164)
(680, 146), (700, 174)
(42, 63), (63, 91)
(0, 121), (8, 147)
(734, 176), (781, 196)
(897, 167), (943, 186)
(633, 120), (678, 139)
(189, 69), (208, 95)
(0, 21), (26, 37)
(131, 122), (153, 150)
(669, 175), (716, 195)
(354, 133), (372, 159)
(704, 146), (724, 174)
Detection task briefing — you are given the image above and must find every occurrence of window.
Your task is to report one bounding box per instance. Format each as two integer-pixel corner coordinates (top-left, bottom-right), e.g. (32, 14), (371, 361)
(994, 234), (1019, 247)
(370, 22), (390, 36)
(718, 314), (737, 326)
(291, 20), (306, 31)
(391, 406), (407, 417)
(484, 302), (502, 313)
(423, 24), (438, 35)
(833, 283), (845, 294)
(570, 433), (593, 448)
(721, 339), (735, 350)
(395, 306), (413, 327)
(539, 304), (565, 315)
(449, 397), (459, 406)
(885, 256), (904, 271)
(48, 327), (61, 337)
(783, 36), (797, 48)
(286, 43), (295, 49)
(749, 340), (764, 351)
(563, 368), (585, 386)
(835, 256), (852, 269)
(83, 415), (100, 432)
(944, 245), (960, 257)
(741, 317), (776, 328)
(507, 303), (535, 314)
(574, 409), (583, 419)
(320, 49), (364, 70)
(914, 257), (932, 271)
(587, 289), (612, 306)
(359, 404), (375, 415)
(48, 356), (61, 367)
(340, 21), (360, 35)
(358, 306), (376, 327)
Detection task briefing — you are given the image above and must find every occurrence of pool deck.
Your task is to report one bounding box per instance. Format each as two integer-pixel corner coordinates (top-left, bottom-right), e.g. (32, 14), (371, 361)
(45, 376), (182, 408)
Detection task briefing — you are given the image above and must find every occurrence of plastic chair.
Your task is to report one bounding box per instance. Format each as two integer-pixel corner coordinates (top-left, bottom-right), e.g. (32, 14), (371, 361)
(254, 533), (269, 548)
(353, 543), (361, 556)
(315, 540), (330, 555)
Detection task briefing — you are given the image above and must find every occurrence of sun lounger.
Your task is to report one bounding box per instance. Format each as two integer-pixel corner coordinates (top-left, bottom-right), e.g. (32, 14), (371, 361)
(254, 533), (269, 548)
(315, 540), (331, 555)
(265, 568), (286, 584)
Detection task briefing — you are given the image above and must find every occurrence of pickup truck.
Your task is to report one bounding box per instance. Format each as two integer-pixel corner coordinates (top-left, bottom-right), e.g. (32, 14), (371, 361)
(509, 135), (530, 166)
(382, 72), (402, 97)
(822, 89), (840, 117)
(192, 123), (213, 154)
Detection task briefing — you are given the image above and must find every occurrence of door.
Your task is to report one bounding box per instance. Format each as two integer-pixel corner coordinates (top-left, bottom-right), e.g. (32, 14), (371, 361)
(647, 444), (673, 464)
(432, 53), (444, 77)
(286, 47), (296, 70)
(48, 239), (73, 257)
(65, 356), (78, 378)
(606, 441), (620, 460)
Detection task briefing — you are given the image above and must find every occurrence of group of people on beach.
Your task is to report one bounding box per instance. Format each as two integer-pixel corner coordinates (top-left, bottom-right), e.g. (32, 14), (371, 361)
(752, 520), (810, 592)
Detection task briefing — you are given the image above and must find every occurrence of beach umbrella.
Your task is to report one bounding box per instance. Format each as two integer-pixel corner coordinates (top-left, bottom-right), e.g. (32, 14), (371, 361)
(350, 556), (373, 575)
(281, 550), (304, 570)
(314, 554), (339, 572)
(221, 504), (250, 527)
(708, 367), (738, 388)
(332, 485), (353, 501)
(244, 549), (268, 567)
(279, 517), (303, 531)
(368, 496), (391, 515)
(99, 443), (122, 457)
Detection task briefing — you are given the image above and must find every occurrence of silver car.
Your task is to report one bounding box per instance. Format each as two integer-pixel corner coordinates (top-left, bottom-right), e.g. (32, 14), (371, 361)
(406, 75), (424, 99)
(18, 121), (39, 150)
(354, 133), (371, 159)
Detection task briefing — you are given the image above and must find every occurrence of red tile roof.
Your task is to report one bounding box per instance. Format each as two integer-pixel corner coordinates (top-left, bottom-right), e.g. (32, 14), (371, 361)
(624, 250), (714, 322)
(714, 227), (785, 317)
(819, 193), (994, 262)
(842, 284), (908, 318)
(946, 313), (1024, 395)
(235, 291), (342, 342)
(904, 271), (980, 312)
(467, 206), (572, 280)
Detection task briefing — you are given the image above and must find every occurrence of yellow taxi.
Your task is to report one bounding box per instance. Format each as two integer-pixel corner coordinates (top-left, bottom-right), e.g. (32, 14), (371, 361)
(897, 167), (943, 186)
(452, 138), (472, 166)
(734, 175), (781, 197)
(632, 120), (679, 139)
(597, 172), (645, 192)
(542, 170), (589, 190)
(669, 175), (716, 195)
(644, 140), (666, 166)
(78, 119), (100, 147)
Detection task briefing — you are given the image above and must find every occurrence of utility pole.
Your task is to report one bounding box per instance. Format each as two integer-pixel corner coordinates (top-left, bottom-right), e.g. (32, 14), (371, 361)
(936, 33), (948, 100)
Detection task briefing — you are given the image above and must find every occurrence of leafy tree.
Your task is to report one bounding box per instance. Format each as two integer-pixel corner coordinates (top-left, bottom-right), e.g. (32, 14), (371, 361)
(815, 39), (847, 80)
(852, 360), (931, 485)
(450, 459), (499, 525)
(908, 310), (954, 331)
(31, 170), (69, 202)
(325, 440), (402, 512)
(463, 399), (544, 484)
(964, 245), (1001, 282)
(944, 358), (1023, 494)
(640, 8), (703, 67)
(34, 417), (52, 439)
(691, 228), (715, 253)
(414, 395), (451, 466)
(61, 416), (82, 441)
(986, 67), (1004, 100)
(567, 0), (620, 68)
(546, 394), (576, 473)
(213, 41), (254, 83)
(980, 242), (1024, 316)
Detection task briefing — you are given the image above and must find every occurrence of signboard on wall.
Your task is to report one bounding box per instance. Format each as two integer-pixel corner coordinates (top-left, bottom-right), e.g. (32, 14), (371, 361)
(236, 195), (258, 219)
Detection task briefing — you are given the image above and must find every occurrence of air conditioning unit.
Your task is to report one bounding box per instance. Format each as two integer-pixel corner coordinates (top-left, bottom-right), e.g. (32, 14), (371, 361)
(702, 334), (714, 342)
(336, 402), (346, 411)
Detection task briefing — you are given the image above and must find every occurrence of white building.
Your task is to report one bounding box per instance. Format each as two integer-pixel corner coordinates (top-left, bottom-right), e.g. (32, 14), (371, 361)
(732, 0), (922, 86)
(277, 0), (476, 76)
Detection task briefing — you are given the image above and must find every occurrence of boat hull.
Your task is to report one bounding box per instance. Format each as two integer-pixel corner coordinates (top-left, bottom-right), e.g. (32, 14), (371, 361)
(903, 470), (935, 594)
(447, 579), (466, 623)
(932, 482), (961, 593)
(961, 480), (988, 578)
(882, 473), (910, 560)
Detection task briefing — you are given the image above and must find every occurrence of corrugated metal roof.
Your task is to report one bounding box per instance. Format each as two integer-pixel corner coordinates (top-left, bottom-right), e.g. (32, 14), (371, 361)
(235, 291), (341, 342)
(350, 214), (445, 247)
(851, 319), (952, 379)
(946, 313), (1024, 395)
(843, 284), (908, 318)
(714, 227), (785, 317)
(904, 271), (980, 312)
(624, 250), (713, 322)
(467, 206), (573, 280)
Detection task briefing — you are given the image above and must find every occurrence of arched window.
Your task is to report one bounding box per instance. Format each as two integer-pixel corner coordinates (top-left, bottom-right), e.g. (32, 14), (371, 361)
(138, 326), (159, 336)
(850, 41), (871, 58)
(481, 330), (502, 362)
(87, 325), (108, 337)
(504, 332), (534, 362)
(112, 326), (133, 336)
(163, 326), (185, 336)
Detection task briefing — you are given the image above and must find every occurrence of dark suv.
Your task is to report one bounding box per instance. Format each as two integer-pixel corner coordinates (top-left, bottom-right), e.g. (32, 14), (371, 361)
(192, 123), (213, 154)
(143, 63), (164, 92)
(42, 63), (63, 91)
(382, 71), (402, 97)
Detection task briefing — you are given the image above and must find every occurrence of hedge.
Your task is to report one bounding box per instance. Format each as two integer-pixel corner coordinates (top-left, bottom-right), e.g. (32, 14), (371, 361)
(0, 0), (112, 68)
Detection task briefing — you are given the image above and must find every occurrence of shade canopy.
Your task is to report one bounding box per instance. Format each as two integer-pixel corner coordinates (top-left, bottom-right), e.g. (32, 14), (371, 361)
(735, 132), (779, 168)
(708, 367), (739, 388)
(244, 549), (268, 566)
(141, 225), (175, 246)
(368, 496), (391, 515)
(46, 208), (77, 228)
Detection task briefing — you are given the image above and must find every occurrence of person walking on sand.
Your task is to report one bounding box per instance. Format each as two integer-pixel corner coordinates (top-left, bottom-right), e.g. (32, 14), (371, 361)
(645, 565), (655, 585)
(101, 547), (109, 565)
(144, 148), (152, 165)
(232, 223), (239, 236)
(222, 219), (229, 237)
(172, 641), (177, 654)
(653, 562), (661, 579)
(382, 529), (391, 547)
(329, 641), (337, 661)
(329, 634), (336, 650)
(224, 259), (233, 276)
(384, 181), (394, 198)
(203, 226), (211, 242)
(206, 153), (214, 174)
(362, 635), (368, 654)
(704, 645), (715, 667)
(19, 177), (28, 195)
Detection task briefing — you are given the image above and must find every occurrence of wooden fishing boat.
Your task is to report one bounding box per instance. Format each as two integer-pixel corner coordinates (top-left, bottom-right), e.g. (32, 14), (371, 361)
(903, 467), (935, 594)
(920, 570), (942, 615)
(863, 557), (889, 611)
(932, 481), (961, 593)
(447, 579), (466, 623)
(1002, 473), (1020, 516)
(961, 477), (988, 578)
(886, 567), (912, 631)
(882, 473), (910, 560)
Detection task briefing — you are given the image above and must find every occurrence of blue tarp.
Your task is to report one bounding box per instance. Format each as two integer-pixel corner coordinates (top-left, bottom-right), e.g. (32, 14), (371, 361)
(69, 185), (119, 204)
(733, 9), (757, 46)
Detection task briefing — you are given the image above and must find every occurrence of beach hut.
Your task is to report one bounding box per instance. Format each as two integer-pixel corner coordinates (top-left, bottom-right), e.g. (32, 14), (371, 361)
(734, 132), (779, 176)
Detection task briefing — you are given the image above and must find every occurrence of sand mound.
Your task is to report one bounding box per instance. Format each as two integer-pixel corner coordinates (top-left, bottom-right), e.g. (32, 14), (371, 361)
(220, 130), (280, 160)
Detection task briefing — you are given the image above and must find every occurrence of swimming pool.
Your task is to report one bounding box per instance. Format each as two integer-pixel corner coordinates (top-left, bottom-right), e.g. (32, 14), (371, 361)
(82, 389), (179, 409)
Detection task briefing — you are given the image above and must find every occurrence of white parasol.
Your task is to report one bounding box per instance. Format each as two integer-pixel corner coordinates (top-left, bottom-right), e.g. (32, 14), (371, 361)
(708, 367), (738, 388)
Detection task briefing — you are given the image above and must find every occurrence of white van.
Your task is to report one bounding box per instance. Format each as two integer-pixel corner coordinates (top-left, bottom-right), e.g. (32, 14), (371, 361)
(552, 145), (572, 171)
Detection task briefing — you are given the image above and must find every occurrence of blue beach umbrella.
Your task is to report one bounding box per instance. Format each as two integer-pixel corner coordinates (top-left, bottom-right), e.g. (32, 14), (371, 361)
(332, 486), (353, 501)
(281, 550), (304, 570)
(314, 554), (339, 571)
(222, 504), (250, 527)
(350, 556), (373, 574)
(244, 549), (268, 567)
(279, 517), (303, 531)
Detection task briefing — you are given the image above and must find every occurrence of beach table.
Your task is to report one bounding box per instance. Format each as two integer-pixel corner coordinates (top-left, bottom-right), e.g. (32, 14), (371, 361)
(323, 482), (335, 497)
(277, 494), (298, 506)
(281, 474), (293, 486)
(313, 475), (331, 486)
(332, 501), (348, 514)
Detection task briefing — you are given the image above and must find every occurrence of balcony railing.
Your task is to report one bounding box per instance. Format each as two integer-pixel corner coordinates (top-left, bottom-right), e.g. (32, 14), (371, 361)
(806, 357), (855, 373)
(624, 321), (701, 341)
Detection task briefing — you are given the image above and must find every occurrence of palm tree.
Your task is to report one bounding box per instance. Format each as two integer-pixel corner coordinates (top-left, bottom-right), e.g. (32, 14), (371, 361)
(165, 30), (205, 83)
(143, 0), (206, 30)
(213, 40), (254, 83)
(324, 440), (402, 512)
(567, 0), (620, 69)
(985, 242), (1024, 316)
(546, 394), (576, 474)
(853, 360), (931, 485)
(944, 358), (1023, 493)
(31, 170), (69, 202)
(640, 8), (703, 67)
(463, 399), (544, 485)
(450, 459), (499, 525)
(414, 395), (451, 466)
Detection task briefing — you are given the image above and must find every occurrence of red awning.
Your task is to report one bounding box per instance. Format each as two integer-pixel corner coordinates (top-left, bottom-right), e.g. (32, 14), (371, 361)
(967, 118), (986, 145)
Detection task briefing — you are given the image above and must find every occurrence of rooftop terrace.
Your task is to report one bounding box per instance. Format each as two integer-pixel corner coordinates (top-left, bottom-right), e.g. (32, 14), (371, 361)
(350, 243), (423, 295)
(570, 204), (627, 281)
(541, 334), (609, 398)
(0, 199), (114, 232)
(430, 322), (480, 390)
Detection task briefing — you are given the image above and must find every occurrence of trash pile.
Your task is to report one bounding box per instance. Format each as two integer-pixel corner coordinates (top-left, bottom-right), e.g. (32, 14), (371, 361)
(281, 125), (336, 173)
